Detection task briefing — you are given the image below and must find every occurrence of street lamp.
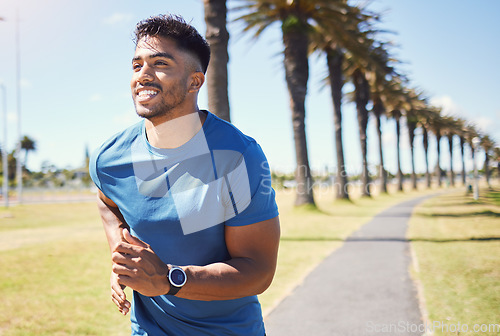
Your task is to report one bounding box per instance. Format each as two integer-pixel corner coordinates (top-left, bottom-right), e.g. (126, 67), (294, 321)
(15, 8), (23, 204)
(1, 84), (8, 207)
(472, 136), (481, 201)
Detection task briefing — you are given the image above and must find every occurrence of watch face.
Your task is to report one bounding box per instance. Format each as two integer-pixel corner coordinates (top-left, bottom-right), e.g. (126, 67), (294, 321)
(170, 268), (186, 287)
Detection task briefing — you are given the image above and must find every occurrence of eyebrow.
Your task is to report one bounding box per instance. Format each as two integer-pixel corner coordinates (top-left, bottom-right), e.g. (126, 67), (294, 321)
(132, 52), (176, 63)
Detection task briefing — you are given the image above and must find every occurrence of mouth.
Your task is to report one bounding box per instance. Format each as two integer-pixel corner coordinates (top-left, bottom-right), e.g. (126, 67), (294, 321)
(135, 87), (160, 103)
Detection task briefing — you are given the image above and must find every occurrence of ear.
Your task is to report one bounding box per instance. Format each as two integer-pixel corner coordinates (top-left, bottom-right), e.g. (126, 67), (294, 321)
(188, 71), (205, 93)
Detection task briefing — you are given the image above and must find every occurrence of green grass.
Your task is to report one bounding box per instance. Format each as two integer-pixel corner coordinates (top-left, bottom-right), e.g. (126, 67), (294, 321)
(0, 184), (446, 335)
(0, 202), (99, 232)
(0, 235), (131, 335)
(408, 188), (500, 336)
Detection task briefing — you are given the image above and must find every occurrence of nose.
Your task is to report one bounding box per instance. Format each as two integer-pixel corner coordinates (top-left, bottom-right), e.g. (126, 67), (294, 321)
(135, 63), (154, 84)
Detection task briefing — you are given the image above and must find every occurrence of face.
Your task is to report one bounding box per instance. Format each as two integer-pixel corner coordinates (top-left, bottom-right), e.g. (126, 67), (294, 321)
(131, 36), (193, 120)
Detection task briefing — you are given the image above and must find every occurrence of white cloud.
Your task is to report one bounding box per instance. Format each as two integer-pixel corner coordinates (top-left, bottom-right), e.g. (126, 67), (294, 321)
(430, 95), (499, 140)
(89, 93), (103, 102)
(103, 13), (133, 26)
(430, 95), (466, 117)
(7, 111), (17, 122)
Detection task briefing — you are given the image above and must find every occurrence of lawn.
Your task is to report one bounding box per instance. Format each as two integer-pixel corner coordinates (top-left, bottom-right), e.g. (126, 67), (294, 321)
(0, 184), (442, 335)
(408, 187), (500, 336)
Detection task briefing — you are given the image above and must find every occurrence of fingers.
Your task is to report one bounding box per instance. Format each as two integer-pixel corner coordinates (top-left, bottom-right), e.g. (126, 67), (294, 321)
(112, 262), (135, 277)
(111, 288), (131, 315)
(123, 228), (148, 248)
(111, 275), (131, 315)
(111, 250), (132, 265)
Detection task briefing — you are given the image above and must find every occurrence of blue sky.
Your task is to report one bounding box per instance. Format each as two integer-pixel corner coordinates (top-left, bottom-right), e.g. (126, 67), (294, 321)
(0, 0), (498, 176)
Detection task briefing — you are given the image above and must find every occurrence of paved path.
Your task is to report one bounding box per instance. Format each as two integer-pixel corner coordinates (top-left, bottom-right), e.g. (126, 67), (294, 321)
(265, 195), (434, 336)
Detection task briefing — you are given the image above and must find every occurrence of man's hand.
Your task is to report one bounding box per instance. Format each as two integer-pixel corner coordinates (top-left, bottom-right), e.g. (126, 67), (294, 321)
(112, 229), (170, 297)
(110, 271), (130, 315)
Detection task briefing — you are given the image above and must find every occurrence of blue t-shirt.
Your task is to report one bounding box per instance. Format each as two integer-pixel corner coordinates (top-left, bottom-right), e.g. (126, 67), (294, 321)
(90, 111), (279, 335)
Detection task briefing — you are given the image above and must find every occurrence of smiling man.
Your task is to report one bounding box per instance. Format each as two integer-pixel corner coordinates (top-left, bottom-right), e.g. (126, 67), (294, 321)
(89, 14), (280, 336)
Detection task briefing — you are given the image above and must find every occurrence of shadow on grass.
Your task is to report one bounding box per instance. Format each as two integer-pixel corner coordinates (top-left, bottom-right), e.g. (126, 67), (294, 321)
(417, 210), (500, 218)
(483, 189), (500, 205)
(292, 203), (329, 215)
(281, 236), (500, 243)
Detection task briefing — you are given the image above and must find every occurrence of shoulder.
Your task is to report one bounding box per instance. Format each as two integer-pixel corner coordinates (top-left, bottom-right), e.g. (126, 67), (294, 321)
(203, 111), (262, 156)
(90, 121), (143, 169)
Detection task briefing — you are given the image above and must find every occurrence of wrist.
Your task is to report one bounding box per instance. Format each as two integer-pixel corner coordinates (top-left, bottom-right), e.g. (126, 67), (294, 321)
(166, 265), (187, 296)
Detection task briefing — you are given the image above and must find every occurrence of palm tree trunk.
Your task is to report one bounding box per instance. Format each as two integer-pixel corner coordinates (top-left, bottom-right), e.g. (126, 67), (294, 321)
(407, 120), (417, 190)
(460, 136), (466, 185)
(326, 47), (349, 200)
(484, 154), (491, 187)
(282, 29), (315, 206)
(373, 96), (387, 194)
(423, 127), (431, 188)
(395, 113), (403, 191)
(352, 69), (371, 197)
(435, 130), (442, 187)
(204, 0), (230, 122)
(447, 134), (455, 187)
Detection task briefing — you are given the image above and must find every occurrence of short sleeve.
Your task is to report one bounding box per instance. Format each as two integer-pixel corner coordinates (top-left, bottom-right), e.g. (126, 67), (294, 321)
(224, 142), (278, 227)
(89, 147), (103, 192)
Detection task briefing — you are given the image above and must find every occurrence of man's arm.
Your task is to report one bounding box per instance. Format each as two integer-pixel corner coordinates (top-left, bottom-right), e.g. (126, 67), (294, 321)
(180, 217), (280, 300)
(112, 216), (280, 301)
(96, 189), (131, 315)
(96, 189), (129, 253)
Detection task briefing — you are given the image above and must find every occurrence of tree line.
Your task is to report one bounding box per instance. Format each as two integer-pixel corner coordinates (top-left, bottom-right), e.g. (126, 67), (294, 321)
(1, 135), (36, 185)
(203, 0), (499, 206)
(0, 136), (92, 189)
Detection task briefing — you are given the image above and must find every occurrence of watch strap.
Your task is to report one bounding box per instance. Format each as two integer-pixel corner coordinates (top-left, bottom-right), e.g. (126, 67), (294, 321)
(166, 283), (181, 296)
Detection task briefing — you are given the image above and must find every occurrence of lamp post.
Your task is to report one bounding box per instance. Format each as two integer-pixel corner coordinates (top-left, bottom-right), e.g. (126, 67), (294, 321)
(1, 84), (8, 207)
(472, 136), (480, 201)
(14, 8), (22, 204)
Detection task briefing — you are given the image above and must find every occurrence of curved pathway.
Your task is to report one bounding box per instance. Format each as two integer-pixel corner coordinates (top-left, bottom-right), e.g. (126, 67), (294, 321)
(265, 195), (433, 336)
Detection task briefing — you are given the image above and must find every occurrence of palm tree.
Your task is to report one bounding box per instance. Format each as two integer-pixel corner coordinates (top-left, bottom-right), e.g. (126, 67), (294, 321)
(234, 0), (366, 206)
(371, 91), (387, 193)
(344, 39), (395, 197)
(404, 88), (429, 191)
(7, 150), (16, 182)
(427, 112), (446, 187)
(418, 107), (441, 189)
(314, 6), (379, 200)
(456, 118), (468, 185)
(325, 47), (350, 199)
(441, 116), (460, 187)
(368, 42), (404, 195)
(421, 122), (431, 188)
(480, 135), (495, 188)
(204, 0), (231, 122)
(312, 14), (368, 201)
(464, 123), (479, 187)
(351, 66), (371, 196)
(383, 79), (409, 192)
(20, 135), (36, 170)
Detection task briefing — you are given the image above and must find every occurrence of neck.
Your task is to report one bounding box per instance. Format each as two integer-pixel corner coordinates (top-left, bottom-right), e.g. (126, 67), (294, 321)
(145, 109), (207, 149)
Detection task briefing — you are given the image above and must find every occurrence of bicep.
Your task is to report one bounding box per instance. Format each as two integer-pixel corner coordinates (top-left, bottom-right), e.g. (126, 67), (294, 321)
(225, 216), (280, 271)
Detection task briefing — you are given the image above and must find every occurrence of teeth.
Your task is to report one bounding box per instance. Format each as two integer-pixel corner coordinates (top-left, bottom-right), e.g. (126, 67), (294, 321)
(138, 90), (158, 96)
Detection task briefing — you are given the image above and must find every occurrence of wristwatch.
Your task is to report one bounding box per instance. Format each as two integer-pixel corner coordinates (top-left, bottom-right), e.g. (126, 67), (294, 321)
(166, 265), (187, 296)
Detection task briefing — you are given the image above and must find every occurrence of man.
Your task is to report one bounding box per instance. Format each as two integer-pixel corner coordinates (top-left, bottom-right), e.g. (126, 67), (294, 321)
(89, 14), (280, 335)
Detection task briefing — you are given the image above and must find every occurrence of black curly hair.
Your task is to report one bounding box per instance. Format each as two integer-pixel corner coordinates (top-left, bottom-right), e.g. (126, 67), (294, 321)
(134, 14), (210, 74)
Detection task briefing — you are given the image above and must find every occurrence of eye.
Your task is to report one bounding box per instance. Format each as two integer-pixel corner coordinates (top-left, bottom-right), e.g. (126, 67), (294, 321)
(155, 60), (168, 66)
(132, 62), (142, 71)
